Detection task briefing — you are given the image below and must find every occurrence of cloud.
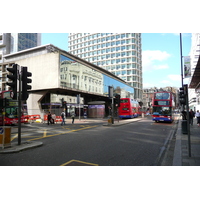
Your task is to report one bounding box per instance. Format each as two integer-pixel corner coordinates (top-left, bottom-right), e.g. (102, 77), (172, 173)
(143, 82), (155, 87)
(144, 74), (182, 88)
(142, 50), (171, 71)
(167, 74), (181, 81)
(160, 80), (170, 84)
(153, 64), (169, 70)
(159, 74), (182, 87)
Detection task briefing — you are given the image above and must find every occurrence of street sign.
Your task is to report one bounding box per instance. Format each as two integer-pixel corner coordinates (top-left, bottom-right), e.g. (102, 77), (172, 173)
(0, 128), (3, 134)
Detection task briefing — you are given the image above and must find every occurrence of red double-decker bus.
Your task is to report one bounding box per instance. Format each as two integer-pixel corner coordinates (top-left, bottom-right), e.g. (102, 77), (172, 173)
(0, 91), (28, 125)
(118, 98), (141, 119)
(152, 92), (175, 123)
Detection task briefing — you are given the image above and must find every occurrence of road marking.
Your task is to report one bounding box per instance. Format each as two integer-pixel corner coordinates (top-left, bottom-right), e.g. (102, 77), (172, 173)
(27, 125), (98, 141)
(60, 159), (98, 166)
(11, 134), (18, 141)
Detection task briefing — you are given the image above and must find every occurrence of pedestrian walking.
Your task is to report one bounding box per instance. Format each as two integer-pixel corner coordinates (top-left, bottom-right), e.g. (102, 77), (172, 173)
(189, 109), (195, 125)
(52, 113), (56, 124)
(61, 111), (66, 126)
(47, 112), (52, 125)
(71, 112), (75, 124)
(195, 110), (200, 127)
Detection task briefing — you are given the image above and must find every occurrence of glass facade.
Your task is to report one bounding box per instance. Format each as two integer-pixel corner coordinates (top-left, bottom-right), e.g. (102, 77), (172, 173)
(18, 33), (38, 51)
(10, 33), (41, 53)
(60, 54), (134, 98)
(68, 33), (142, 101)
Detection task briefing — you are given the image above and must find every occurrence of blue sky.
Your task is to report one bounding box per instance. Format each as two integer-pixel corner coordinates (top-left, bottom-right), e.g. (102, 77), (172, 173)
(42, 33), (192, 88)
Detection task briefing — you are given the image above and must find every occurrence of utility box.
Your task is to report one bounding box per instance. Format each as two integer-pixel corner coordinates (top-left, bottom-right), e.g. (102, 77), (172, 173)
(0, 127), (11, 149)
(181, 120), (187, 134)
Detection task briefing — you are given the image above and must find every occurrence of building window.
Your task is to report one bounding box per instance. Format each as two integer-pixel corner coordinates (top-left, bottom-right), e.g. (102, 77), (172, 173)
(106, 54), (111, 59)
(106, 42), (110, 47)
(121, 46), (125, 51)
(116, 41), (120, 45)
(116, 59), (120, 64)
(121, 34), (125, 38)
(116, 47), (120, 51)
(121, 40), (125, 45)
(111, 47), (115, 52)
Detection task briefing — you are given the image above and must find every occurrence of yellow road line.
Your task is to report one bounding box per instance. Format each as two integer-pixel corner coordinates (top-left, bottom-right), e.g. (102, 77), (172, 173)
(11, 134), (18, 141)
(60, 159), (98, 166)
(27, 125), (98, 141)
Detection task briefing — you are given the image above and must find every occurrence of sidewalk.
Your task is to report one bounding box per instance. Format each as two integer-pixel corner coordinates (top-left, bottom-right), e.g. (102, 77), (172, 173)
(173, 119), (200, 166)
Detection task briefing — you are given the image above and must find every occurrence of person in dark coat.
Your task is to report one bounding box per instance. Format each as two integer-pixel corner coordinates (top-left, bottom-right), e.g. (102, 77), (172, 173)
(189, 109), (195, 125)
(47, 112), (52, 125)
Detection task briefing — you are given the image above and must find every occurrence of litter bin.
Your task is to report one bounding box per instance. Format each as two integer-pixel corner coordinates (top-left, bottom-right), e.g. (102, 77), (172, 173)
(181, 120), (187, 134)
(0, 127), (11, 149)
(108, 116), (113, 125)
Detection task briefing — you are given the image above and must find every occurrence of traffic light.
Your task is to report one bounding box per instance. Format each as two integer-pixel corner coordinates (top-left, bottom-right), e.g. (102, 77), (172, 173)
(22, 67), (32, 101)
(108, 86), (113, 98)
(77, 94), (80, 104)
(6, 64), (18, 100)
(115, 94), (121, 107)
(61, 98), (64, 107)
(179, 86), (186, 105)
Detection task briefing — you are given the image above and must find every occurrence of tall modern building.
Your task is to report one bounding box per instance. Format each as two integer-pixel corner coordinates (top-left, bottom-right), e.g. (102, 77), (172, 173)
(0, 33), (41, 91)
(0, 33), (41, 63)
(68, 33), (142, 101)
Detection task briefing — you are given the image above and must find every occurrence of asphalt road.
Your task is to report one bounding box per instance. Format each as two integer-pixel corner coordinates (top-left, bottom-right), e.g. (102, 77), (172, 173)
(0, 117), (177, 166)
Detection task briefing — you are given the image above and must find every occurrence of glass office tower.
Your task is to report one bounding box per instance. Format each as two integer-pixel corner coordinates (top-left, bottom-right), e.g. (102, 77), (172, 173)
(10, 33), (41, 53)
(68, 33), (142, 101)
(0, 33), (41, 91)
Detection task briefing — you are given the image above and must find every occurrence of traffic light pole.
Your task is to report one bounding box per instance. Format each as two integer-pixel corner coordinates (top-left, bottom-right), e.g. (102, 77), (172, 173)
(180, 33), (184, 87)
(112, 97), (114, 124)
(18, 71), (22, 145)
(185, 84), (191, 157)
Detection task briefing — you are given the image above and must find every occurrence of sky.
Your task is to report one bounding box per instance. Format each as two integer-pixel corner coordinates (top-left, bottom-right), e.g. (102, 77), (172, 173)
(42, 33), (192, 89)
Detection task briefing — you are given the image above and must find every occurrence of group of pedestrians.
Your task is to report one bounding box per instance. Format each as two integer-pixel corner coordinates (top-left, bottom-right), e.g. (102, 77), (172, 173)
(47, 111), (76, 125)
(189, 109), (200, 126)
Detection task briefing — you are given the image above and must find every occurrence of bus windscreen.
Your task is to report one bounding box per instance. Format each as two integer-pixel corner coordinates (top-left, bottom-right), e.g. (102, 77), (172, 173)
(153, 107), (171, 115)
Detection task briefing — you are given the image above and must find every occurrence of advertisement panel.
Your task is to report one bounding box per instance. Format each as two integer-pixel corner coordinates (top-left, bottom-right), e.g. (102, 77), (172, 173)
(184, 56), (191, 78)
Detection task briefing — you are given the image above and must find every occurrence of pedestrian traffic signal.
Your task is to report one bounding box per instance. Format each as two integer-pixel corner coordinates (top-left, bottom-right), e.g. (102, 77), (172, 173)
(22, 67), (32, 101)
(179, 87), (186, 105)
(6, 64), (18, 100)
(115, 94), (121, 107)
